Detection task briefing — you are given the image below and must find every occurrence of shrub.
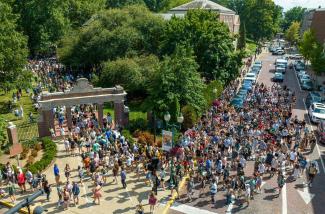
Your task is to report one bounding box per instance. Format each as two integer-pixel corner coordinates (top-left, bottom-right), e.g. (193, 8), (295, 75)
(137, 131), (154, 146)
(181, 105), (198, 130)
(204, 80), (224, 107)
(24, 139), (38, 149)
(121, 129), (136, 150)
(31, 149), (38, 157)
(34, 144), (42, 151)
(27, 156), (34, 164)
(20, 146), (30, 160)
(127, 118), (148, 133)
(28, 137), (57, 174)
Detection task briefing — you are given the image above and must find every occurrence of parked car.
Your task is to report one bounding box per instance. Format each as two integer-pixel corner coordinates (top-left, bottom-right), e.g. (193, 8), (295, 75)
(309, 103), (325, 123)
(273, 49), (285, 55)
(244, 73), (257, 84)
(237, 88), (248, 98)
(291, 54), (303, 60)
(230, 96), (244, 109)
(297, 70), (307, 79)
(299, 74), (311, 83)
(276, 58), (288, 68)
(275, 66), (286, 74)
(305, 92), (322, 108)
(301, 80), (313, 91)
(294, 61), (305, 71)
(317, 121), (325, 144)
(241, 82), (253, 91)
(273, 72), (284, 82)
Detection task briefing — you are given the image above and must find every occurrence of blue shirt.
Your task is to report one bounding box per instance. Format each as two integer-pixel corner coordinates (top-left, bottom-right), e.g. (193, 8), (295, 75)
(54, 166), (59, 176)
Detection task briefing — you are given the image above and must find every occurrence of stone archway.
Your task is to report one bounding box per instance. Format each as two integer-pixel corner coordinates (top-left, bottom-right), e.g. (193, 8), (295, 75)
(37, 78), (128, 137)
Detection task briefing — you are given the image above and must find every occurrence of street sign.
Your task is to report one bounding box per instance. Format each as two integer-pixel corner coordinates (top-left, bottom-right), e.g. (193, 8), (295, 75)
(162, 130), (173, 151)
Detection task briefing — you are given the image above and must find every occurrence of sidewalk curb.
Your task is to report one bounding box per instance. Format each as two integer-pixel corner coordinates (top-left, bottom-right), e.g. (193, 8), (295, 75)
(162, 175), (189, 214)
(0, 200), (29, 214)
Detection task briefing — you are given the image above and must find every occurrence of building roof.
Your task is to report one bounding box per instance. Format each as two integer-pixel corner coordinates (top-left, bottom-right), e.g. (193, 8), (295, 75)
(169, 0), (235, 14)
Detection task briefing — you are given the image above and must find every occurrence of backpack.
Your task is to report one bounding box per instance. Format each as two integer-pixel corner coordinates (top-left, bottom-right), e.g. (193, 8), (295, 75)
(309, 166), (317, 175)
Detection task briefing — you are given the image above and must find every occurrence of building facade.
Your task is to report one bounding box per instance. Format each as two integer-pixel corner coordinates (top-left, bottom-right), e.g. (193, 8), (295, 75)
(160, 0), (240, 35)
(301, 8), (325, 45)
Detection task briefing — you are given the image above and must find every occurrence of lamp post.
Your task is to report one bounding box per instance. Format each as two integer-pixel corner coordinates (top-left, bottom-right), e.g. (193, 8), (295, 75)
(164, 111), (184, 187)
(212, 88), (218, 127)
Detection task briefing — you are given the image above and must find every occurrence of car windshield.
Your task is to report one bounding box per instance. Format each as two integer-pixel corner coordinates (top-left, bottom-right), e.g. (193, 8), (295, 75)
(303, 81), (313, 86)
(314, 108), (325, 114)
(246, 74), (255, 78)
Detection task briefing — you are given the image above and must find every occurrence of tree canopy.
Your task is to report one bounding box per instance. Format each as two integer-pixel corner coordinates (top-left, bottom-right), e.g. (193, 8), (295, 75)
(281, 6), (306, 31)
(285, 21), (300, 45)
(215, 0), (283, 42)
(161, 9), (242, 83)
(58, 5), (165, 68)
(148, 45), (206, 113)
(0, 0), (29, 91)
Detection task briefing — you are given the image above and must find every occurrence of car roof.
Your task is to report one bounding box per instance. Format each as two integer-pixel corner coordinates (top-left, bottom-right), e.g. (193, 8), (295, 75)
(313, 103), (325, 108)
(309, 92), (321, 97)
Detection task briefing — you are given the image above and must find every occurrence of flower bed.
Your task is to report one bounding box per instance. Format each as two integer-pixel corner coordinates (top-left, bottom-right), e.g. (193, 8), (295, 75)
(27, 137), (57, 174)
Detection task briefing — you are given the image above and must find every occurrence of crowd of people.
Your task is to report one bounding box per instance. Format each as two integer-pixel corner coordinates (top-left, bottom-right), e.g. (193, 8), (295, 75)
(0, 58), (321, 214)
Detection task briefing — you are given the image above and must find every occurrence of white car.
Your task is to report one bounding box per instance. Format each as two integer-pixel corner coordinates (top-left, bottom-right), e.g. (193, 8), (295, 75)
(244, 73), (257, 84)
(309, 103), (325, 123)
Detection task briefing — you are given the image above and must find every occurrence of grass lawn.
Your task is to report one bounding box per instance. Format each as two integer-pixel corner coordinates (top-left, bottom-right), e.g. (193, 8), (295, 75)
(0, 90), (38, 143)
(246, 39), (258, 56)
(103, 100), (147, 121)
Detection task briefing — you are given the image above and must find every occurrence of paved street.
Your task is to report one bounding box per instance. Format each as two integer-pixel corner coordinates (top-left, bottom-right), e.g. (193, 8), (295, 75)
(168, 51), (325, 214)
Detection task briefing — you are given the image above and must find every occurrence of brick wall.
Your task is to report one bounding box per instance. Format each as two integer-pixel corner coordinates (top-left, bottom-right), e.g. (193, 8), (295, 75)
(311, 10), (325, 44)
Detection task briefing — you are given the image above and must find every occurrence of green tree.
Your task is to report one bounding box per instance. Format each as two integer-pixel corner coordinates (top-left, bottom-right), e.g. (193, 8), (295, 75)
(67, 0), (107, 27)
(237, 21), (246, 50)
(161, 9), (241, 82)
(285, 21), (300, 45)
(299, 29), (318, 62)
(0, 1), (29, 91)
(106, 0), (144, 8)
(244, 0), (282, 42)
(96, 55), (159, 95)
(311, 43), (325, 75)
(148, 45), (206, 113)
(144, 0), (169, 12)
(58, 5), (165, 69)
(14, 0), (71, 56)
(282, 6), (306, 31)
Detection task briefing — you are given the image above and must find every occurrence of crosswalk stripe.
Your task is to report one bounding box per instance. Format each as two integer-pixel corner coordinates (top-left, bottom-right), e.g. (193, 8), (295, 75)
(169, 202), (218, 214)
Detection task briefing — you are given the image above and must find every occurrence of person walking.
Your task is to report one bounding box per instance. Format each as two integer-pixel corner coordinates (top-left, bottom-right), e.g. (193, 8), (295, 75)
(72, 181), (80, 206)
(54, 164), (60, 185)
(93, 184), (102, 205)
(307, 162), (318, 187)
(43, 179), (51, 201)
(120, 167), (127, 189)
(64, 164), (71, 181)
(148, 191), (157, 214)
(210, 179), (217, 204)
(277, 172), (285, 196)
(186, 177), (194, 202)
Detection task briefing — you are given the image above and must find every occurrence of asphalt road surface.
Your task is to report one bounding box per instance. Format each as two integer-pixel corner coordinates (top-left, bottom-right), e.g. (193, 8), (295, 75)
(168, 52), (325, 214)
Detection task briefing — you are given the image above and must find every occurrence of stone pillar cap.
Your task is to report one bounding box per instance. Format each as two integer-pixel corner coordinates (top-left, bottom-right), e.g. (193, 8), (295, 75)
(8, 122), (16, 128)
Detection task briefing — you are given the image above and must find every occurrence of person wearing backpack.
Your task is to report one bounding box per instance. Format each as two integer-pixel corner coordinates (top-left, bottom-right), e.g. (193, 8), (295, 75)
(277, 172), (285, 197)
(72, 181), (80, 205)
(307, 162), (318, 187)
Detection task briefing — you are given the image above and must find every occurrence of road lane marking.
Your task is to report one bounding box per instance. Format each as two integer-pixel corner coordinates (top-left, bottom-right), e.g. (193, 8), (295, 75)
(282, 183), (287, 214)
(302, 99), (325, 174)
(293, 67), (303, 92)
(170, 202), (218, 214)
(298, 182), (315, 204)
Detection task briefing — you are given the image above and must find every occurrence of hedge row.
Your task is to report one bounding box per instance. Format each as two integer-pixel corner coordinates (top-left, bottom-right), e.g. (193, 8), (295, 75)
(27, 137), (57, 174)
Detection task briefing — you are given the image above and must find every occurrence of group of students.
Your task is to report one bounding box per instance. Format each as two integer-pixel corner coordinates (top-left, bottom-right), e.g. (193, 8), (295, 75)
(177, 81), (320, 208)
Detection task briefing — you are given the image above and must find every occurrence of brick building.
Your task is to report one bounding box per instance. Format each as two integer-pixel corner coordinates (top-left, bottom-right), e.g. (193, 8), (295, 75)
(301, 8), (325, 45)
